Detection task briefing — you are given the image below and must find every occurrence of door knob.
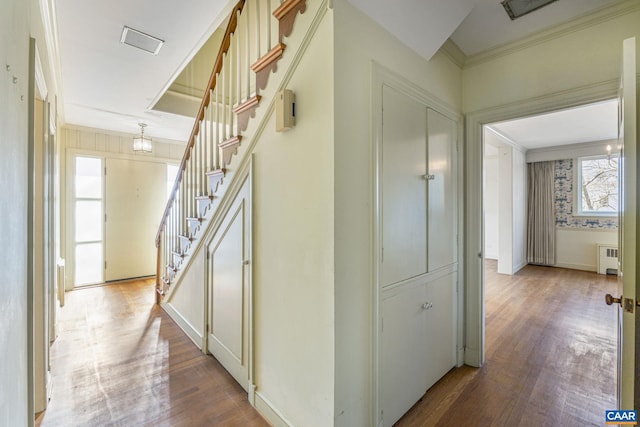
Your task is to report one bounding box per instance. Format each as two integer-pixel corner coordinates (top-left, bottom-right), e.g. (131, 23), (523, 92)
(605, 294), (622, 306)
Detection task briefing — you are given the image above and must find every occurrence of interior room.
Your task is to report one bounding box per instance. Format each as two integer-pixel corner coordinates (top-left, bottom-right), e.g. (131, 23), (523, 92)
(3, 0), (639, 426)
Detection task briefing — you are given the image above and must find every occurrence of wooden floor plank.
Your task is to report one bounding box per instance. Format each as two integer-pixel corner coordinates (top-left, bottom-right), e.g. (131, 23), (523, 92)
(35, 278), (267, 427)
(396, 261), (618, 427)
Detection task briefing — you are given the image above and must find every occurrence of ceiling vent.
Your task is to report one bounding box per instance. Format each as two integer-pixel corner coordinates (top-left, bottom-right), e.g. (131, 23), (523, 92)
(501, 0), (558, 20)
(120, 26), (164, 55)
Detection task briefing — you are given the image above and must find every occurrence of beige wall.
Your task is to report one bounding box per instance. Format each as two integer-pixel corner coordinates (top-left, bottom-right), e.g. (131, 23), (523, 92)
(333, 0), (463, 425)
(0, 0), (30, 423)
(251, 5), (335, 425)
(462, 3), (640, 113)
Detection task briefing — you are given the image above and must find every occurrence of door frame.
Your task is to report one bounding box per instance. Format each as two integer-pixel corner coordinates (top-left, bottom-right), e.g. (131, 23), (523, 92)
(371, 62), (464, 426)
(64, 147), (178, 288)
(202, 157), (255, 401)
(464, 79), (620, 367)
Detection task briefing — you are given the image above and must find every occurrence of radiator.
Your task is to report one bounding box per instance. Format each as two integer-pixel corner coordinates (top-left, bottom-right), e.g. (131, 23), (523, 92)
(597, 244), (618, 275)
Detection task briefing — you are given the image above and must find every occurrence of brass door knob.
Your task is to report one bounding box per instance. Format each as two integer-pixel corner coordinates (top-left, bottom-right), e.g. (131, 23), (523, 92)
(605, 294), (622, 306)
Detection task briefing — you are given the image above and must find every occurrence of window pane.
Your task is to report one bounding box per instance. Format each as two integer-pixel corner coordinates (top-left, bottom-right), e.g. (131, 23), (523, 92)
(75, 243), (103, 285)
(75, 200), (102, 242)
(76, 157), (102, 198)
(581, 157), (618, 213)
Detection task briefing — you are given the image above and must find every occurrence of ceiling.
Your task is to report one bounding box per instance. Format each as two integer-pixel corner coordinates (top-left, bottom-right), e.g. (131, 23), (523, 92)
(55, 0), (229, 143)
(450, 0), (621, 56)
(487, 99), (619, 150)
(54, 0), (626, 144)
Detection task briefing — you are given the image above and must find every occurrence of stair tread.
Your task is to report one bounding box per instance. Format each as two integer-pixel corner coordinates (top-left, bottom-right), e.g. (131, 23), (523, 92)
(205, 168), (226, 177)
(251, 43), (286, 73)
(273, 0), (306, 20)
(219, 135), (242, 149)
(233, 95), (261, 115)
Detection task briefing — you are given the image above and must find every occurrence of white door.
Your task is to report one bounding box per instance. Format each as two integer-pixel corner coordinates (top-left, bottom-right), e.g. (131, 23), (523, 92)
(381, 85), (427, 286)
(379, 85), (458, 427)
(613, 36), (637, 410)
(207, 178), (251, 390)
(105, 158), (167, 281)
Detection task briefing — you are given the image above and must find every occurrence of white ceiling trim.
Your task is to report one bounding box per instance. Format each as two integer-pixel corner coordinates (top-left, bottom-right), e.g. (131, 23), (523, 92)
(39, 0), (65, 120)
(463, 0), (638, 68)
(485, 125), (526, 152)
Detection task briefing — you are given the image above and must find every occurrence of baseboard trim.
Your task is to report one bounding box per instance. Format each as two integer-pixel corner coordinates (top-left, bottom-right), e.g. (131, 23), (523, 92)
(553, 262), (596, 272)
(161, 302), (204, 349)
(254, 391), (293, 427)
(464, 346), (482, 368)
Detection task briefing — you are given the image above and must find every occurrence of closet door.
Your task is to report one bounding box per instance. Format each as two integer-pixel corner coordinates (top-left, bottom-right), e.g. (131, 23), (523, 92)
(427, 108), (457, 270)
(381, 85), (427, 287)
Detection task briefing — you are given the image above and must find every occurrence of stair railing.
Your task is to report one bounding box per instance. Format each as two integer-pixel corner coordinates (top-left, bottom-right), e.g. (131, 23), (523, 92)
(155, 0), (303, 302)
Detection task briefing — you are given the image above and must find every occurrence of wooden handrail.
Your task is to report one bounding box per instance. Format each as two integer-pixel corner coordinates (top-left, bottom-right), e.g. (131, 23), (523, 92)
(156, 0), (246, 247)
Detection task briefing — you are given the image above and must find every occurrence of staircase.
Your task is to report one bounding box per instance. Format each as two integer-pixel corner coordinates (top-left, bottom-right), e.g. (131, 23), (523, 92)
(155, 0), (307, 302)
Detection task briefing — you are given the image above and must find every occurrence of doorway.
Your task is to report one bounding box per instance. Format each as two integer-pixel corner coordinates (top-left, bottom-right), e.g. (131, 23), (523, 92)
(478, 99), (620, 415)
(68, 152), (179, 288)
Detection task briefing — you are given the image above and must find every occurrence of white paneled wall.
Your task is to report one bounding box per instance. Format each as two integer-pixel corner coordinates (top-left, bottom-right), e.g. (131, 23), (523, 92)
(63, 127), (185, 160)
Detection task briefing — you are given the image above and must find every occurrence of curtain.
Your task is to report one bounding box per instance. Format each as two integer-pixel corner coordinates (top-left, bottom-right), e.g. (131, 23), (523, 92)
(527, 161), (555, 265)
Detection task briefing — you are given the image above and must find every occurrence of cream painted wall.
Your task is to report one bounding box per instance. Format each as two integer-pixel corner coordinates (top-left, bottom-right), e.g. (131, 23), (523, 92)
(556, 228), (618, 272)
(333, 0), (462, 425)
(0, 0), (30, 423)
(166, 247), (205, 344)
(463, 4), (640, 113)
(250, 4), (335, 426)
(512, 148), (527, 272)
(484, 155), (499, 259)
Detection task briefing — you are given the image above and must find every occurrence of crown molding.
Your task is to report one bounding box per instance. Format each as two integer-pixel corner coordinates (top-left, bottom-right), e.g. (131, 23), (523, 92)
(464, 0), (640, 69)
(39, 0), (65, 121)
(439, 38), (467, 69)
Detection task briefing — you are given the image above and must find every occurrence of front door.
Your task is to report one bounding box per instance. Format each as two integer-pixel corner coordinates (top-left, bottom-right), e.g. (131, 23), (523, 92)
(105, 158), (167, 281)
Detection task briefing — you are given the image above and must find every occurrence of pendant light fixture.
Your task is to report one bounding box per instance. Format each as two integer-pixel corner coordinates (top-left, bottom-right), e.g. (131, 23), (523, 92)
(133, 123), (153, 153)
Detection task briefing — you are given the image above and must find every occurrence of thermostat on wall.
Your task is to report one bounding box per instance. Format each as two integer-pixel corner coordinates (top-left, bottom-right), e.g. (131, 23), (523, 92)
(276, 89), (295, 132)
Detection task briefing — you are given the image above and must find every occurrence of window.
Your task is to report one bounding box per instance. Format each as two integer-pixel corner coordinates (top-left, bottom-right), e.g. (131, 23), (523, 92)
(576, 155), (619, 215)
(73, 156), (104, 285)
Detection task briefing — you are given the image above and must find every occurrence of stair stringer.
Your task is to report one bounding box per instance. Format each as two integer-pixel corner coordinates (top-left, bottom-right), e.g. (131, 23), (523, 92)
(161, 0), (329, 305)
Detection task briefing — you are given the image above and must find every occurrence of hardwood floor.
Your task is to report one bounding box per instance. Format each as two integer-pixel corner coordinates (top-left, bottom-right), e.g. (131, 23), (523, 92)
(396, 261), (618, 427)
(35, 279), (267, 427)
(36, 266), (618, 426)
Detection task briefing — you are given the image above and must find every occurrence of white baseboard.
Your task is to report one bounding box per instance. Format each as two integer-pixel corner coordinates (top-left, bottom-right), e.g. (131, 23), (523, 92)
(161, 302), (204, 350)
(255, 391), (293, 427)
(464, 346), (482, 368)
(513, 261), (527, 274)
(553, 262), (596, 272)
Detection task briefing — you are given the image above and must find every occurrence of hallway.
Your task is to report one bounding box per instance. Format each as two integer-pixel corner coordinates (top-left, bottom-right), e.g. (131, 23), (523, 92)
(36, 279), (267, 427)
(396, 262), (618, 426)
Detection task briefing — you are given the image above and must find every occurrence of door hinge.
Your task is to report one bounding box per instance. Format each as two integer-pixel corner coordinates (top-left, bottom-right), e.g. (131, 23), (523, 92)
(104, 213), (107, 222)
(624, 297), (635, 313)
(104, 261), (107, 269)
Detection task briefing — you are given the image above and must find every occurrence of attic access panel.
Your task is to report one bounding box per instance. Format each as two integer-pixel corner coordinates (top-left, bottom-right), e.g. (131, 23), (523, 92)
(501, 0), (559, 20)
